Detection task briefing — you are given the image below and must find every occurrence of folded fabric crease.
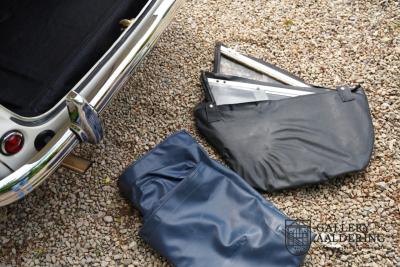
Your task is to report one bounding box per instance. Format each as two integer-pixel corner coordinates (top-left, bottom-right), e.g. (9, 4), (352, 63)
(119, 131), (310, 267)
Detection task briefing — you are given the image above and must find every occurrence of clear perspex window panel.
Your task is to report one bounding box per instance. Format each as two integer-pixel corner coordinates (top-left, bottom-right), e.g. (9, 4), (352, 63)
(218, 55), (282, 84)
(209, 44), (333, 105)
(215, 44), (310, 87)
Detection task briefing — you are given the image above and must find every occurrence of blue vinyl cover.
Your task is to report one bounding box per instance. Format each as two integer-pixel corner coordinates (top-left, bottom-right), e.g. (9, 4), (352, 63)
(119, 131), (311, 267)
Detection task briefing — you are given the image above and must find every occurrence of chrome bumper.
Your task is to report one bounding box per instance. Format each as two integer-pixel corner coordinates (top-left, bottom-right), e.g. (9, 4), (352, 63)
(0, 0), (183, 207)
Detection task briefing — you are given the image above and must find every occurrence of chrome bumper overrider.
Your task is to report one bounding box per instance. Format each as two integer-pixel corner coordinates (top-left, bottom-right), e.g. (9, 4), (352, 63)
(0, 0), (183, 207)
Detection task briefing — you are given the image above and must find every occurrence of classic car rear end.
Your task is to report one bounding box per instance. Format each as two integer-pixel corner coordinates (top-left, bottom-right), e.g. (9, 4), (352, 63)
(0, 0), (183, 206)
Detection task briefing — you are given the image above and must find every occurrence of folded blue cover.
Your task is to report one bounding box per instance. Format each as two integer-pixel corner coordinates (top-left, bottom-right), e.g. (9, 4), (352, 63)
(119, 131), (311, 267)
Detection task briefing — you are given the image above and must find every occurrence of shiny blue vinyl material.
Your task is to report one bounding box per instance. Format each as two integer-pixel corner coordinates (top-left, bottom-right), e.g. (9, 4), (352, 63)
(119, 131), (311, 267)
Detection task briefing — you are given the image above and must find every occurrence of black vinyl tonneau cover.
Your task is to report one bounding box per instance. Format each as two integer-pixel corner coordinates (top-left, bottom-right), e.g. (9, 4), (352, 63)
(0, 0), (146, 117)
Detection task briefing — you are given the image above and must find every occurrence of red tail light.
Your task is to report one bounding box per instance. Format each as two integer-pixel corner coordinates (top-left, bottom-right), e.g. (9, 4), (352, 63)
(1, 131), (24, 155)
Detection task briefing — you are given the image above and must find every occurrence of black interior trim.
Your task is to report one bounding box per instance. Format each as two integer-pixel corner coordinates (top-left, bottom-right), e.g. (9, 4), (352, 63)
(10, 0), (156, 127)
(1, 0), (149, 118)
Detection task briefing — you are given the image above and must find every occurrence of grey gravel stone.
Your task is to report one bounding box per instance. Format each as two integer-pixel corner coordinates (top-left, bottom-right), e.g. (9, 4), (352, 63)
(376, 181), (389, 191)
(103, 216), (113, 223)
(113, 254), (123, 260)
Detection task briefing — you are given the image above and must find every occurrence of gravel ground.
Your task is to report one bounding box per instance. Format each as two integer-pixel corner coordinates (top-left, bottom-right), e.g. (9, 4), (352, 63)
(1, 0), (399, 266)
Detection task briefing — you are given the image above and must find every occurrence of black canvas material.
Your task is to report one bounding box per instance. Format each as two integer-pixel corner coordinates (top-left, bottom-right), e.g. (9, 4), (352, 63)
(0, 0), (146, 117)
(194, 86), (374, 192)
(119, 131), (312, 267)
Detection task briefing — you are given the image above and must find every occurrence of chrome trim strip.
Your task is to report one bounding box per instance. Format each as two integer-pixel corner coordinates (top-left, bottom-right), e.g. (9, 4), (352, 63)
(0, 0), (183, 207)
(219, 46), (311, 88)
(208, 78), (315, 98)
